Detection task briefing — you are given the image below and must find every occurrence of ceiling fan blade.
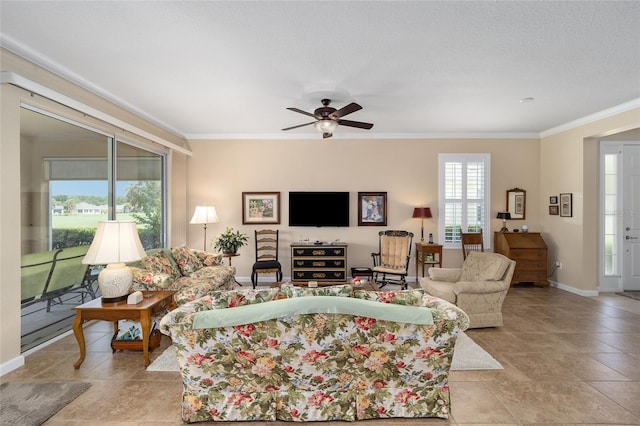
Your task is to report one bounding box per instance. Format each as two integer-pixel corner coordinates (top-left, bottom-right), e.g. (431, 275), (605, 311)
(286, 107), (318, 119)
(329, 102), (362, 119)
(337, 119), (374, 130)
(322, 132), (333, 139)
(282, 121), (316, 131)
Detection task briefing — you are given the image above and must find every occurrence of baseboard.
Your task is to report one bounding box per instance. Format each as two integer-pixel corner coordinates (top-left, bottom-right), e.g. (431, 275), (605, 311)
(550, 280), (599, 297)
(598, 282), (621, 293)
(0, 354), (24, 377)
(1, 322), (99, 376)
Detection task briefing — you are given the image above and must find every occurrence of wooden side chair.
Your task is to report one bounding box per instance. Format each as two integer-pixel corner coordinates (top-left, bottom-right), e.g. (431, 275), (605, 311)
(251, 229), (282, 288)
(461, 229), (484, 260)
(371, 230), (414, 289)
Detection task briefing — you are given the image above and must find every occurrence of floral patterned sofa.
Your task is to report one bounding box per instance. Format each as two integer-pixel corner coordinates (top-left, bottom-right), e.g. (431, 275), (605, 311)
(129, 245), (236, 306)
(160, 285), (469, 423)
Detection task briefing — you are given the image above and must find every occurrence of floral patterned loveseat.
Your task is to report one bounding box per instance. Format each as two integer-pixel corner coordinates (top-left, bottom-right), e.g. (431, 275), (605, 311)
(160, 285), (469, 423)
(129, 245), (236, 306)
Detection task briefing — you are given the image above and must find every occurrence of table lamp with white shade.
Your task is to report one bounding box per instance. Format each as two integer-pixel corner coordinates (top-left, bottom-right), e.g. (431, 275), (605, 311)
(82, 220), (147, 303)
(190, 206), (219, 251)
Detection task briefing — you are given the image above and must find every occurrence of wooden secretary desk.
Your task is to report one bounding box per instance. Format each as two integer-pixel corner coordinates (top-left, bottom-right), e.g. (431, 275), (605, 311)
(494, 231), (549, 287)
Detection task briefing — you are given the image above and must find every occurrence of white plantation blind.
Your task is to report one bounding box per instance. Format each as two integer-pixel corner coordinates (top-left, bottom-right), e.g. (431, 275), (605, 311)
(439, 154), (490, 248)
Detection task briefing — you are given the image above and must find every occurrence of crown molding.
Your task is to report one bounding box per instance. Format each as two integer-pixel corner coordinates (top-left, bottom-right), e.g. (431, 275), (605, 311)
(184, 132), (541, 140)
(540, 98), (640, 138)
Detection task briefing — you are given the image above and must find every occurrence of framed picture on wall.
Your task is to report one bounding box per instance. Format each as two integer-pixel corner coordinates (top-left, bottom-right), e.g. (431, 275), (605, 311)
(549, 196), (558, 205)
(358, 192), (387, 226)
(242, 192), (280, 224)
(514, 194), (525, 215)
(559, 193), (573, 217)
(549, 205), (559, 215)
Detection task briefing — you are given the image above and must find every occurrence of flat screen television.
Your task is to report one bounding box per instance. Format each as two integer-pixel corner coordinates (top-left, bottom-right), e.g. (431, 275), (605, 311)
(289, 191), (350, 227)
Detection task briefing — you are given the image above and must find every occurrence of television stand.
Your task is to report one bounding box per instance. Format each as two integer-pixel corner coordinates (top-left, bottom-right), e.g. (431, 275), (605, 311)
(290, 243), (348, 282)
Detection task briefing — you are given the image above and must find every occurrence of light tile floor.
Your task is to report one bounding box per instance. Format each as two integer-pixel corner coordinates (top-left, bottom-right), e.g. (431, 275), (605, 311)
(3, 285), (639, 425)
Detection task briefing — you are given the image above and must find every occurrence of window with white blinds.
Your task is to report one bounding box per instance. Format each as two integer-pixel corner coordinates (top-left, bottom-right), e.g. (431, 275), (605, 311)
(438, 153), (491, 248)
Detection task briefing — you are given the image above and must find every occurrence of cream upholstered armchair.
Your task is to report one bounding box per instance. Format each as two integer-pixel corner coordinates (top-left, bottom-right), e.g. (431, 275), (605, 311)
(419, 251), (515, 328)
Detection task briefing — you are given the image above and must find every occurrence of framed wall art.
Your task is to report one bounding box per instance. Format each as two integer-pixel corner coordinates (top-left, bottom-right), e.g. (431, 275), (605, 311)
(242, 192), (280, 224)
(559, 193), (573, 217)
(358, 192), (387, 226)
(514, 194), (525, 215)
(549, 195), (558, 205)
(549, 205), (559, 215)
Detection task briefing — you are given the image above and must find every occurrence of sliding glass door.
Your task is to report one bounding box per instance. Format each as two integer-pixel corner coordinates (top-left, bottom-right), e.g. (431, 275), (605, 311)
(116, 141), (165, 249)
(20, 106), (166, 351)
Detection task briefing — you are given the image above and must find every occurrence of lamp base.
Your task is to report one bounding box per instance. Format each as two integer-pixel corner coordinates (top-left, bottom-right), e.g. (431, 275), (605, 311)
(101, 294), (130, 304)
(500, 226), (509, 232)
(98, 263), (133, 304)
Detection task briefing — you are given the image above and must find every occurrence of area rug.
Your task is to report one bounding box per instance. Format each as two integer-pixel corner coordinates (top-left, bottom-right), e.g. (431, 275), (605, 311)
(450, 331), (503, 370)
(0, 381), (90, 426)
(148, 331), (502, 372)
(615, 291), (640, 301)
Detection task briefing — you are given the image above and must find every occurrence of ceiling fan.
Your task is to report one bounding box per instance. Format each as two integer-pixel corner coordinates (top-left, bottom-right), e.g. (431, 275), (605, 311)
(282, 98), (374, 139)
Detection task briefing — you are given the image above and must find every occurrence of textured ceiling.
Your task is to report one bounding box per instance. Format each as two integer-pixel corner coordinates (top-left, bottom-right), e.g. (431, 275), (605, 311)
(1, 1), (639, 140)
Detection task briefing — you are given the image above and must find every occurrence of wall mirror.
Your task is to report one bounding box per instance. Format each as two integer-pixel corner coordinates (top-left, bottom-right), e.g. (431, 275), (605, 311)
(506, 188), (526, 220)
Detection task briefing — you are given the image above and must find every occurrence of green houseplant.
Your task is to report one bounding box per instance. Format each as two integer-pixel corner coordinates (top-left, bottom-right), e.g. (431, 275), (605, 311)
(212, 227), (248, 255)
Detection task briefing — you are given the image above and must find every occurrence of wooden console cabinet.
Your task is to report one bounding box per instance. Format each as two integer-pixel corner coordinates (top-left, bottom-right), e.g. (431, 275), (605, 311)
(494, 232), (549, 286)
(291, 244), (347, 282)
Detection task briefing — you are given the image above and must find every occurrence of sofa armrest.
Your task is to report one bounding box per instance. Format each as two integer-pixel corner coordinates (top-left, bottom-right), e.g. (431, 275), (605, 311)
(453, 280), (510, 294)
(420, 293), (470, 331)
(130, 266), (174, 291)
(173, 265), (236, 305)
(428, 268), (462, 282)
(191, 248), (223, 266)
(159, 297), (208, 334)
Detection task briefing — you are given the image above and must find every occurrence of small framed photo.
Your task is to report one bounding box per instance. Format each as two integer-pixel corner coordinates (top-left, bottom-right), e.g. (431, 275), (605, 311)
(358, 192), (387, 226)
(560, 193), (573, 217)
(242, 192), (280, 224)
(514, 194), (525, 215)
(549, 196), (558, 205)
(549, 205), (559, 215)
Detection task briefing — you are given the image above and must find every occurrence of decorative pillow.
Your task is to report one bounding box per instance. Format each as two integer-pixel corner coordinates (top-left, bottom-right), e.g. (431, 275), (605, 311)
(197, 287), (280, 309)
(140, 249), (182, 279)
(280, 284), (353, 298)
(171, 245), (204, 275)
(460, 251), (510, 282)
(353, 288), (424, 306)
(130, 266), (174, 290)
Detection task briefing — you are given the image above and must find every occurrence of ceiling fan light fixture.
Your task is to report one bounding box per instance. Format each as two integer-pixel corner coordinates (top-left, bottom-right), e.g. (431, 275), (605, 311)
(314, 119), (338, 134)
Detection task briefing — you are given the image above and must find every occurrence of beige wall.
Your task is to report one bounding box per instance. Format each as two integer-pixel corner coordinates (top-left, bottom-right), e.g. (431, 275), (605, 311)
(185, 137), (541, 280)
(1, 84), (24, 370)
(540, 108), (640, 294)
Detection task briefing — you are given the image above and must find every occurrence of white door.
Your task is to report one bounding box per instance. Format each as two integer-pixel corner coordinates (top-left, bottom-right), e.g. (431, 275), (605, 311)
(623, 144), (640, 290)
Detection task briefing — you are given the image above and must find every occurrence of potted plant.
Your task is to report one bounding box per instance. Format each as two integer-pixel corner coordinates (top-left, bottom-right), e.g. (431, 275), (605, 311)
(212, 227), (248, 255)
